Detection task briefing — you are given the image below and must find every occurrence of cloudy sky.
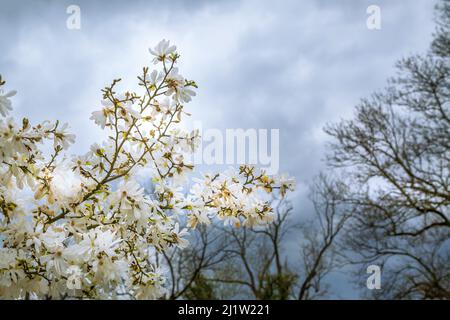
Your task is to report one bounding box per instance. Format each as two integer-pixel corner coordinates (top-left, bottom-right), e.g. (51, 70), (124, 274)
(0, 0), (438, 298)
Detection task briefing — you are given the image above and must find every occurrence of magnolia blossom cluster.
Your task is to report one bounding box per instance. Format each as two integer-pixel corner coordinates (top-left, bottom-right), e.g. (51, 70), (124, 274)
(0, 42), (295, 299)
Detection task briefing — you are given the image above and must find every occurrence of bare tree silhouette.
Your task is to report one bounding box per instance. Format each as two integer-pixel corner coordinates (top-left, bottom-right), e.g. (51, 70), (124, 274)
(325, 0), (450, 299)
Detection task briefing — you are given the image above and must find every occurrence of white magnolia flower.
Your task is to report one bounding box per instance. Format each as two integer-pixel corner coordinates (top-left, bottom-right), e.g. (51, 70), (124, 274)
(92, 257), (127, 283)
(187, 210), (211, 229)
(90, 109), (107, 129)
(0, 248), (17, 269)
(155, 98), (172, 114)
(90, 99), (117, 129)
(113, 180), (145, 207)
(135, 266), (167, 299)
(276, 173), (296, 197)
(119, 101), (141, 122)
(0, 89), (16, 117)
(66, 265), (82, 290)
(277, 173), (296, 189)
(23, 277), (49, 296)
(93, 229), (122, 256)
(41, 247), (68, 275)
(174, 85), (196, 103)
(49, 166), (83, 204)
(172, 223), (189, 249)
(149, 69), (163, 85)
(67, 229), (122, 260)
(148, 39), (176, 64)
(54, 122), (76, 149)
(40, 226), (66, 251)
(163, 68), (196, 103)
